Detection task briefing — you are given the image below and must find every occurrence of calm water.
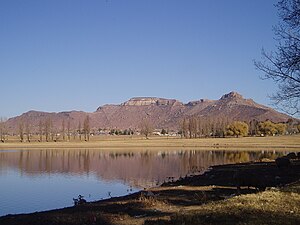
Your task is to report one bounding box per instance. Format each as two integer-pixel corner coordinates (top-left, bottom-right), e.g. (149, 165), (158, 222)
(0, 149), (288, 216)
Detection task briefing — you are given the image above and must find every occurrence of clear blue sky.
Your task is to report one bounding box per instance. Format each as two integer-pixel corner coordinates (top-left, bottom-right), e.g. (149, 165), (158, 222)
(0, 0), (279, 118)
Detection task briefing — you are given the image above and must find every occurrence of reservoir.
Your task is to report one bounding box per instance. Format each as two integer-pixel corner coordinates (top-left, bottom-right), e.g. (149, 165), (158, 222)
(0, 149), (287, 216)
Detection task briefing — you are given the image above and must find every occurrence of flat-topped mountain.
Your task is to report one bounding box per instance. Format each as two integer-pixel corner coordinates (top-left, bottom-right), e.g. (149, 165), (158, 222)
(120, 97), (182, 106)
(3, 92), (294, 133)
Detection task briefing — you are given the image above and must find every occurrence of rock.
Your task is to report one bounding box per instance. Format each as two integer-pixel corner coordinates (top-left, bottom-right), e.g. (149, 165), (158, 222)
(275, 157), (291, 169)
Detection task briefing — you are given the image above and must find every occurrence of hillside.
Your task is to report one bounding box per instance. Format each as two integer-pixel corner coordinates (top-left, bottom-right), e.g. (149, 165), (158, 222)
(3, 92), (293, 133)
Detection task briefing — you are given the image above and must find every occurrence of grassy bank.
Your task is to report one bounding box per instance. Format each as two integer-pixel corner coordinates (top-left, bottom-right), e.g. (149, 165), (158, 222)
(0, 135), (300, 151)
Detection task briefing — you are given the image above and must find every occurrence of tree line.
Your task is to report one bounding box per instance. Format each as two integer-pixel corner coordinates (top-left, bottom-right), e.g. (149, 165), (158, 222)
(179, 116), (233, 138)
(16, 115), (91, 143)
(1, 115), (299, 142)
(179, 116), (300, 138)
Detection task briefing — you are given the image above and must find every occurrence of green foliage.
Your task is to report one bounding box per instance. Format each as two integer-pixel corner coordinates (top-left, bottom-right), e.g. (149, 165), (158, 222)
(109, 129), (133, 135)
(226, 121), (249, 137)
(275, 123), (287, 135)
(258, 120), (287, 135)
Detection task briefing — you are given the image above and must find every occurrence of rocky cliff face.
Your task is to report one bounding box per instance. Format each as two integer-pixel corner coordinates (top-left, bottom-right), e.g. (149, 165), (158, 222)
(3, 91), (294, 133)
(120, 97), (183, 106)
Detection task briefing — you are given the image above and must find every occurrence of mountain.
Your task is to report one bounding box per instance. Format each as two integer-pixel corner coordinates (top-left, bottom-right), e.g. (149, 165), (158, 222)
(4, 92), (293, 133)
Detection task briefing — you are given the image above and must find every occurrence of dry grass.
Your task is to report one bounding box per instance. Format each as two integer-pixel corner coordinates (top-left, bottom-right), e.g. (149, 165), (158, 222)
(144, 182), (300, 225)
(1, 166), (299, 225)
(0, 135), (300, 151)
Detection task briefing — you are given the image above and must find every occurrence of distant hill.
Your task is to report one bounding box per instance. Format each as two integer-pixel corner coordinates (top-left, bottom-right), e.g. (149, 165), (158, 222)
(4, 91), (294, 133)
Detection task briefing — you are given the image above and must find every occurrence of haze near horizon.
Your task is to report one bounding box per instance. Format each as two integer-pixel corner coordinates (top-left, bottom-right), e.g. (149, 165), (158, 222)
(0, 0), (279, 118)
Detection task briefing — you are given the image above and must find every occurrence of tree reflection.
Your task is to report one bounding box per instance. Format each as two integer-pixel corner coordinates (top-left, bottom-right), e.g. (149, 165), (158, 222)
(0, 149), (289, 188)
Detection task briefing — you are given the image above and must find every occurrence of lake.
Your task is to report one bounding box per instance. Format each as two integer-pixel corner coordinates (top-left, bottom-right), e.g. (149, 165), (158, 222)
(0, 149), (287, 216)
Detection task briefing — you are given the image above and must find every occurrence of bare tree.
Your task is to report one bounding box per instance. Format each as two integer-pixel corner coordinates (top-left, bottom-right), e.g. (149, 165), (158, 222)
(18, 121), (24, 142)
(180, 118), (189, 138)
(140, 118), (153, 139)
(44, 118), (51, 142)
(62, 119), (65, 141)
(39, 120), (43, 142)
(78, 121), (82, 141)
(67, 119), (71, 141)
(25, 121), (30, 142)
(0, 118), (4, 142)
(254, 0), (300, 115)
(0, 117), (7, 142)
(50, 119), (54, 141)
(188, 117), (197, 138)
(249, 119), (259, 136)
(83, 115), (90, 141)
(197, 117), (203, 137)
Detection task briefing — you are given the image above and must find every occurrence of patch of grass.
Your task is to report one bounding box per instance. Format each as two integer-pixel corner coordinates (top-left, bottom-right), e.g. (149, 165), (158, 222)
(146, 182), (300, 225)
(137, 192), (168, 208)
(1, 157), (299, 225)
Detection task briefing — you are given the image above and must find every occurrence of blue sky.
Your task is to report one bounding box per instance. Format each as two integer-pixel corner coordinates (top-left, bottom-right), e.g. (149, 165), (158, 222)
(0, 0), (279, 118)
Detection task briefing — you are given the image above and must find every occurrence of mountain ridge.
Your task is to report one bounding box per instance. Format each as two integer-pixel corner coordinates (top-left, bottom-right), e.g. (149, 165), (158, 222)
(3, 91), (294, 133)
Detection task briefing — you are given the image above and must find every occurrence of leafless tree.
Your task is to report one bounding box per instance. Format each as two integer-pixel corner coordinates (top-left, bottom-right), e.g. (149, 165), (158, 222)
(254, 0), (300, 115)
(50, 119), (54, 141)
(249, 119), (259, 136)
(197, 117), (203, 137)
(25, 121), (30, 142)
(62, 119), (65, 141)
(0, 117), (7, 142)
(39, 120), (43, 142)
(140, 118), (153, 139)
(180, 118), (189, 138)
(44, 118), (51, 142)
(83, 115), (90, 141)
(18, 121), (24, 142)
(0, 118), (4, 142)
(67, 119), (71, 141)
(73, 129), (76, 140)
(188, 117), (197, 138)
(78, 121), (82, 141)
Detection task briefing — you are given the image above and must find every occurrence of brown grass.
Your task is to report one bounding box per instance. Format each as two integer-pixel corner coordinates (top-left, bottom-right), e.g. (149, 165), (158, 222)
(155, 183), (300, 225)
(0, 135), (300, 151)
(1, 160), (300, 225)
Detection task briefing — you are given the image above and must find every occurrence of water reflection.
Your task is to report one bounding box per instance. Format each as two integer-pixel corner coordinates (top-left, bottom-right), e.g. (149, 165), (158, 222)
(0, 149), (289, 216)
(0, 149), (287, 188)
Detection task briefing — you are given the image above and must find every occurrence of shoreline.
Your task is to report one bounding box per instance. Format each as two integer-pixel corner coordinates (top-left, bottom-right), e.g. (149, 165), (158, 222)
(0, 135), (300, 151)
(1, 159), (299, 225)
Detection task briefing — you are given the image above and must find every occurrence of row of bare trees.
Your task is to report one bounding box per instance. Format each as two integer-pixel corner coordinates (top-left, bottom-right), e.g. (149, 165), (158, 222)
(17, 116), (90, 142)
(180, 116), (233, 138)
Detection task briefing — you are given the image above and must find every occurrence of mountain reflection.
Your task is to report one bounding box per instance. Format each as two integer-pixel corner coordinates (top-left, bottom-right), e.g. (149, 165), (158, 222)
(0, 149), (286, 188)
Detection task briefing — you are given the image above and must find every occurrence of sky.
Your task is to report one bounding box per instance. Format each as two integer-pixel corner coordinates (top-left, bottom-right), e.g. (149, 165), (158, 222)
(0, 0), (280, 118)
